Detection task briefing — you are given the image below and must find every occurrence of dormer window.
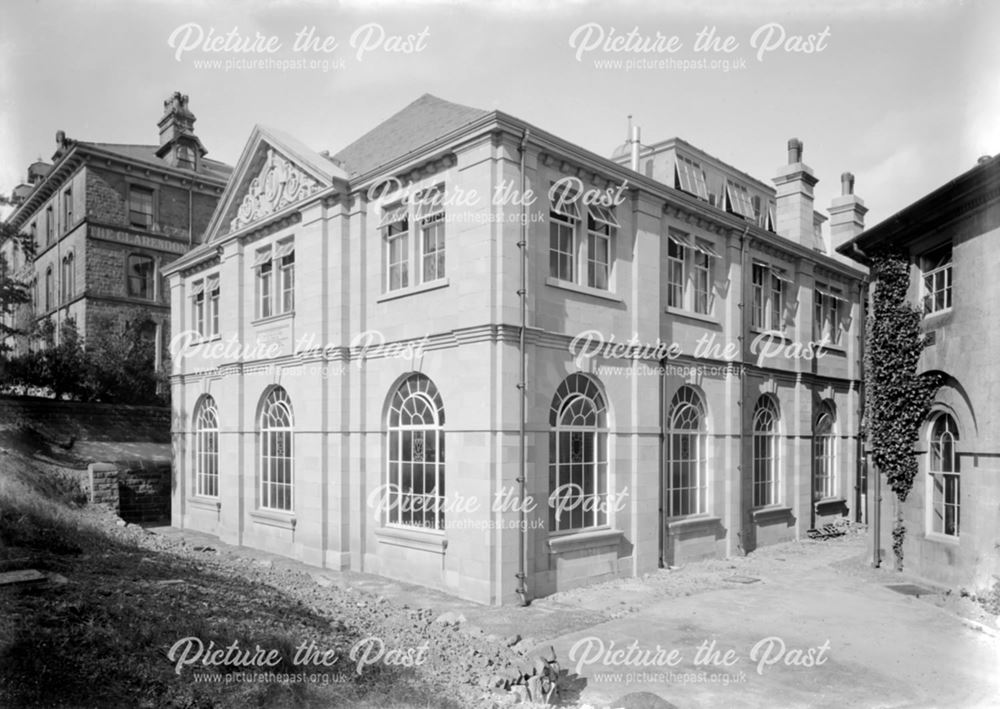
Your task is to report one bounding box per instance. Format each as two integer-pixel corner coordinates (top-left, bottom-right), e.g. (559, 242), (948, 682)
(176, 144), (195, 170)
(675, 156), (709, 200)
(725, 180), (756, 219)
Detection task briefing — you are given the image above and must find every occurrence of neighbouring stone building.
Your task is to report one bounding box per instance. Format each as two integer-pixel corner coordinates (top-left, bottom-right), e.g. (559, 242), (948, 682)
(166, 94), (867, 604)
(0, 92), (232, 362)
(839, 152), (1000, 591)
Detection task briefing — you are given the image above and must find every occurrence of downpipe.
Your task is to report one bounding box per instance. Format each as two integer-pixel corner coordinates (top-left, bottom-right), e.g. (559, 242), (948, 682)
(516, 128), (531, 606)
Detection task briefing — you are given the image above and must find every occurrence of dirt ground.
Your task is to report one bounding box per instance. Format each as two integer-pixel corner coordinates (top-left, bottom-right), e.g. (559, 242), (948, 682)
(3, 431), (996, 708)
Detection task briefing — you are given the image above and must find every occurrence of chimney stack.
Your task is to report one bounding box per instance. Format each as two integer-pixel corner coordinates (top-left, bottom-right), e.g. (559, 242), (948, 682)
(773, 138), (818, 248)
(828, 171), (868, 261)
(155, 92), (206, 170)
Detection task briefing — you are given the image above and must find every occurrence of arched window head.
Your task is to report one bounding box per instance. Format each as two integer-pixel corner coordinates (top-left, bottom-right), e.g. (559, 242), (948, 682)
(667, 386), (708, 517)
(386, 374), (445, 530)
(259, 387), (293, 512)
(549, 373), (607, 428)
(549, 374), (609, 532)
(813, 400), (837, 501)
(194, 396), (219, 498)
(928, 412), (959, 537)
(752, 395), (781, 508)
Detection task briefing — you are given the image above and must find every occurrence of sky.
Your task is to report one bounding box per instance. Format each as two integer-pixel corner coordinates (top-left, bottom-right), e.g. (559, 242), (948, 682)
(1, 0), (998, 228)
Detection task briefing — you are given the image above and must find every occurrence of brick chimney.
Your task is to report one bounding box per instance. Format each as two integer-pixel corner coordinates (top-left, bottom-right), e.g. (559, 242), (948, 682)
(828, 172), (867, 256)
(773, 138), (818, 247)
(155, 92), (206, 170)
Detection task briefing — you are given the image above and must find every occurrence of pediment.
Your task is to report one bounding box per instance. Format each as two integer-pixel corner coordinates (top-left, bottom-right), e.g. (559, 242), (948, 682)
(204, 125), (347, 242)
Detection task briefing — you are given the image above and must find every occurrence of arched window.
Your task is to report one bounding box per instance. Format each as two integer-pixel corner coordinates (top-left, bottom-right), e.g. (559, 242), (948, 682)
(45, 266), (53, 311)
(194, 396), (219, 497)
(928, 413), (960, 537)
(387, 374), (445, 529)
(752, 395), (780, 508)
(813, 401), (837, 501)
(549, 373), (608, 532)
(259, 387), (293, 512)
(667, 386), (708, 517)
(61, 251), (75, 302)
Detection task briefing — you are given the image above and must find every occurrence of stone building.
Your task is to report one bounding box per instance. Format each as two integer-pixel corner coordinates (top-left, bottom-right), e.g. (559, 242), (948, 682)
(839, 153), (1000, 591)
(166, 94), (867, 604)
(1, 93), (231, 361)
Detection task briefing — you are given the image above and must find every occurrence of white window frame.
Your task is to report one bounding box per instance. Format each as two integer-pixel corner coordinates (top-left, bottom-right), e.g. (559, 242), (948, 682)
(195, 396), (219, 498)
(726, 180), (756, 220)
(921, 245), (952, 315)
(752, 396), (781, 508)
(666, 386), (708, 518)
(254, 246), (273, 319)
(550, 211), (576, 282)
(813, 402), (836, 501)
(259, 387), (293, 512)
(253, 239), (294, 319)
(417, 185), (446, 284)
(549, 374), (609, 534)
(386, 374), (446, 530)
(548, 181), (617, 292)
(208, 276), (220, 337)
(192, 280), (206, 336)
(668, 230), (717, 314)
(751, 262), (788, 332)
(814, 285), (843, 345)
(927, 413), (960, 538)
(382, 203), (411, 292)
(675, 155), (709, 200)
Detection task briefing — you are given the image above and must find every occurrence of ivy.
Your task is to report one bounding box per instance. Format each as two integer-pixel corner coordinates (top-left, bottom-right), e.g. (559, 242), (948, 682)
(864, 251), (942, 503)
(891, 515), (906, 571)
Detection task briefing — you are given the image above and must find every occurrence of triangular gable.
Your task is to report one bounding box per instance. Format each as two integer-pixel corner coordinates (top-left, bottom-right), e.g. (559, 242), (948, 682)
(204, 125), (348, 243)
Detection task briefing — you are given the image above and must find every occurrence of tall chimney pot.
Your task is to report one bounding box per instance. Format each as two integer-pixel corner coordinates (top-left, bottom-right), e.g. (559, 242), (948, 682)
(841, 172), (855, 196)
(787, 138), (803, 164)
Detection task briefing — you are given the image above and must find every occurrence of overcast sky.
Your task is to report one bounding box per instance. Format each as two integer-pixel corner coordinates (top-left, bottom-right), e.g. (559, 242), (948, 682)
(1, 0), (997, 228)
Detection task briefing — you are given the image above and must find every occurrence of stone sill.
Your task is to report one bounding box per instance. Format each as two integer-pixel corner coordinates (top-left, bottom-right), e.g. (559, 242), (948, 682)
(548, 528), (624, 554)
(376, 278), (450, 303)
(664, 307), (720, 327)
(924, 532), (960, 546)
(545, 277), (623, 303)
(188, 497), (221, 513)
(374, 526), (447, 555)
(751, 506), (794, 524)
(251, 311), (294, 327)
(250, 509), (296, 530)
(814, 497), (846, 514)
(666, 515), (722, 536)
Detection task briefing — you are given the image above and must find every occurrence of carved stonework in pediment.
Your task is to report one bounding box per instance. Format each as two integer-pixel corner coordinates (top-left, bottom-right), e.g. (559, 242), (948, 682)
(230, 148), (321, 231)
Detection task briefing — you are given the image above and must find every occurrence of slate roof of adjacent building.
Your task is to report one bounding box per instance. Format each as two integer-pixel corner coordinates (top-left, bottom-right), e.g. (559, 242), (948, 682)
(332, 93), (489, 179)
(87, 142), (233, 182)
(836, 152), (1000, 261)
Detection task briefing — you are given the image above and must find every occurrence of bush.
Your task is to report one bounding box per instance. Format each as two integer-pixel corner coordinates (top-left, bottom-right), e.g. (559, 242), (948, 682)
(0, 313), (167, 405)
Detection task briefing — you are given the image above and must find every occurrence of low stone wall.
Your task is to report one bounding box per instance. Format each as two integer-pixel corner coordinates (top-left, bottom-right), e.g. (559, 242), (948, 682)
(87, 460), (171, 523)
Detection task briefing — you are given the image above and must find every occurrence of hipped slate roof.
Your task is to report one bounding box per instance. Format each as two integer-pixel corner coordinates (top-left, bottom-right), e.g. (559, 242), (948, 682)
(332, 93), (488, 179)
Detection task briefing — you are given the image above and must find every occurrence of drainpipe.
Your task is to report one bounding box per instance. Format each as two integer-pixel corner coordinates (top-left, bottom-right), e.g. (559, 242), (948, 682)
(516, 128), (531, 606)
(188, 184), (194, 248)
(737, 223), (751, 555)
(849, 243), (879, 567)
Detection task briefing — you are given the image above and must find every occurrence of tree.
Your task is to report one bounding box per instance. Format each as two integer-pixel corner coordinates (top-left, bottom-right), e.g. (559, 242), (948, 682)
(86, 310), (165, 405)
(0, 207), (36, 352)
